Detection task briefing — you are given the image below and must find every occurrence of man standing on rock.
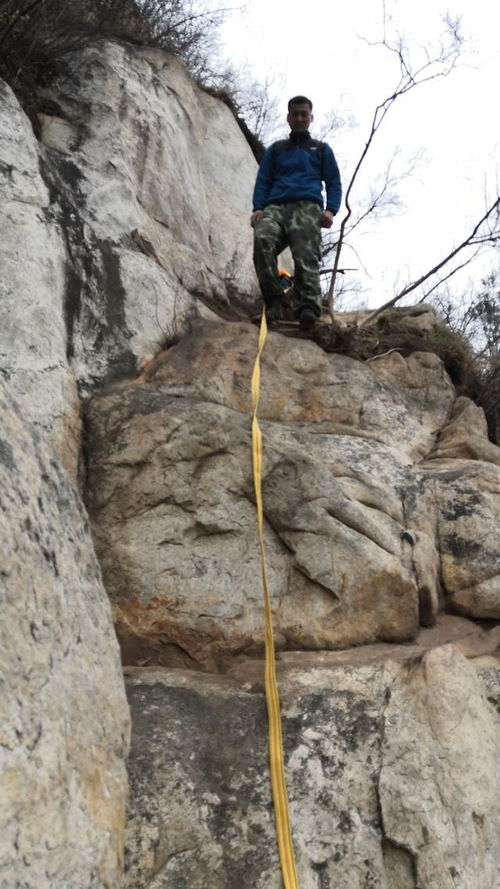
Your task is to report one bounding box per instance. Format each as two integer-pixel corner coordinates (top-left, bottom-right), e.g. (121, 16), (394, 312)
(251, 95), (342, 329)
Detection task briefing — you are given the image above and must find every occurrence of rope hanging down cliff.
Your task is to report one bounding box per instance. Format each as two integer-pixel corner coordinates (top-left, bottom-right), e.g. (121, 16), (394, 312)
(251, 311), (299, 889)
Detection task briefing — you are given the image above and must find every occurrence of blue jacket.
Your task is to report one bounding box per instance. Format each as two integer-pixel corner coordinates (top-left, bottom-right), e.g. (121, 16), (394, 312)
(252, 131), (342, 214)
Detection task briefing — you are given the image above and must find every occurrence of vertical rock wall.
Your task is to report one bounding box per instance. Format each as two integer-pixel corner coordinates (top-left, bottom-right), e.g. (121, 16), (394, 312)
(0, 381), (130, 889)
(1, 41), (259, 471)
(0, 39), (260, 889)
(0, 81), (80, 477)
(35, 41), (259, 390)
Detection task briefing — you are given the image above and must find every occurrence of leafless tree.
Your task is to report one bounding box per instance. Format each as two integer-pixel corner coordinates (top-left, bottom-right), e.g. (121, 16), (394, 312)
(234, 71), (282, 145)
(326, 14), (467, 318)
(430, 268), (500, 355)
(204, 64), (282, 146)
(358, 196), (500, 328)
(425, 263), (500, 443)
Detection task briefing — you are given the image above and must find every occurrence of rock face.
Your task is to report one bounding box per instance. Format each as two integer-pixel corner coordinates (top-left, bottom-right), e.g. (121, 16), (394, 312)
(2, 31), (500, 889)
(0, 37), (260, 889)
(85, 319), (500, 670)
(0, 41), (258, 470)
(124, 629), (500, 889)
(0, 381), (130, 889)
(36, 40), (258, 389)
(0, 80), (79, 476)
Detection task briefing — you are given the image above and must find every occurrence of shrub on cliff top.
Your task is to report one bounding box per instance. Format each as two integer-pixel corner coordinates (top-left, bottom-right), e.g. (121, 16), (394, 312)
(0, 0), (222, 88)
(430, 279), (500, 444)
(0, 1), (132, 82)
(0, 0), (264, 158)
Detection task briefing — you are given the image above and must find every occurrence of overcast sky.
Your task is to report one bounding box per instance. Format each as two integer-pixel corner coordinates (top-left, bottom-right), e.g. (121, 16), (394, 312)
(219, 0), (500, 306)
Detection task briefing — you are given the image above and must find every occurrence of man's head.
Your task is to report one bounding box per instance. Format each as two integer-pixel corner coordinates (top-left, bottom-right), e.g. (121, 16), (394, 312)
(287, 95), (313, 133)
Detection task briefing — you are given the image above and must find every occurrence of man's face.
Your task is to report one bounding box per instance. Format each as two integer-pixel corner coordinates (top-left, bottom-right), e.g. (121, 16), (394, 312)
(287, 103), (313, 132)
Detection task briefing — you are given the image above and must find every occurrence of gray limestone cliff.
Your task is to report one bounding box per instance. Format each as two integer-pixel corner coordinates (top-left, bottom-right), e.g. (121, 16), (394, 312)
(1, 38), (500, 889)
(0, 380), (130, 889)
(0, 40), (258, 478)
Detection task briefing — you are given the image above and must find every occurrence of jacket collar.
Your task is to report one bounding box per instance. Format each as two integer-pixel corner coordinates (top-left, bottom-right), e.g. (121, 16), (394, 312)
(289, 130), (312, 145)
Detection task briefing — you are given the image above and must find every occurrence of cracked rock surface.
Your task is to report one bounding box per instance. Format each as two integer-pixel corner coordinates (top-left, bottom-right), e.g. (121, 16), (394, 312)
(0, 381), (130, 889)
(124, 628), (500, 889)
(0, 42), (258, 471)
(34, 41), (258, 388)
(0, 79), (79, 476)
(85, 319), (500, 669)
(2, 35), (500, 889)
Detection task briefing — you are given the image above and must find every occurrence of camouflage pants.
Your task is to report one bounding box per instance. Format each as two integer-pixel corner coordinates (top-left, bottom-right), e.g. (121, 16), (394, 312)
(253, 201), (322, 316)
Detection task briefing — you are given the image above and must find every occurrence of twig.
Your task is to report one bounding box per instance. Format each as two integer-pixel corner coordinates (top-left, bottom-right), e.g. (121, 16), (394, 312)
(358, 197), (500, 329)
(327, 22), (463, 319)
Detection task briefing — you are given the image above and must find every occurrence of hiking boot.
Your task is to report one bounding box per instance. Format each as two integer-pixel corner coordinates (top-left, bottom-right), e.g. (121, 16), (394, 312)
(299, 307), (317, 330)
(250, 298), (283, 326)
(265, 300), (283, 323)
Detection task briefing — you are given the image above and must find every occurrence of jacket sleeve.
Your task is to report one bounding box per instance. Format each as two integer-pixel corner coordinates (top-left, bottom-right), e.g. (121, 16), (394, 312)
(322, 145), (342, 215)
(252, 145), (274, 211)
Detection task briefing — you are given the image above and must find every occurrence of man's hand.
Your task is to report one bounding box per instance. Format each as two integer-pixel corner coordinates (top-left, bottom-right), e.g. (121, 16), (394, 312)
(321, 210), (335, 229)
(251, 210), (264, 227)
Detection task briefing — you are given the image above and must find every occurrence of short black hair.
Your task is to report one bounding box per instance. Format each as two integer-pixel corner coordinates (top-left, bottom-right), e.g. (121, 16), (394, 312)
(288, 95), (313, 111)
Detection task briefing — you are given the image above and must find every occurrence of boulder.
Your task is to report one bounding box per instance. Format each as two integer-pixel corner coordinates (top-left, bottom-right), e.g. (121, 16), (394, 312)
(84, 319), (497, 669)
(428, 396), (500, 465)
(403, 398), (500, 621)
(2, 33), (500, 889)
(427, 462), (500, 618)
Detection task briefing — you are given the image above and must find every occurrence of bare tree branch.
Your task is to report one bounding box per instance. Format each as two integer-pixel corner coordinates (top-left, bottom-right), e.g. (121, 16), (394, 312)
(327, 18), (463, 318)
(358, 196), (500, 328)
(416, 247), (483, 303)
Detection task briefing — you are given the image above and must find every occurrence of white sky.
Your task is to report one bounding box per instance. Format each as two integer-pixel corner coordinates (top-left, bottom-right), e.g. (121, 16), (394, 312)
(218, 0), (500, 306)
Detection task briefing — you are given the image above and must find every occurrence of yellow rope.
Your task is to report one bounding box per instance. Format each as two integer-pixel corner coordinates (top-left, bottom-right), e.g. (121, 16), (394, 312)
(250, 312), (299, 889)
